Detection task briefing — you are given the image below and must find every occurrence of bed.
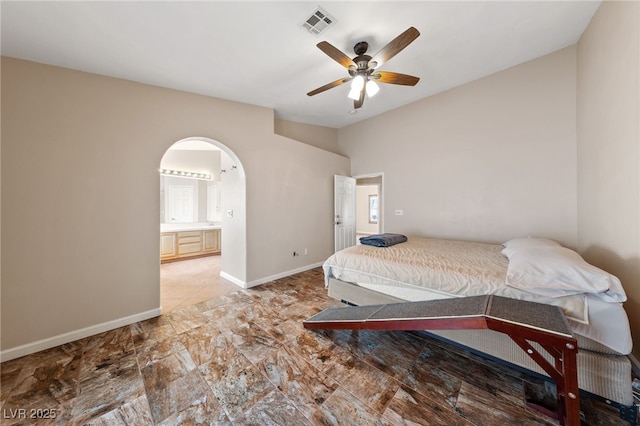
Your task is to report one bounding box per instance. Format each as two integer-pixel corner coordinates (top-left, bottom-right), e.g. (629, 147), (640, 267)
(323, 236), (636, 423)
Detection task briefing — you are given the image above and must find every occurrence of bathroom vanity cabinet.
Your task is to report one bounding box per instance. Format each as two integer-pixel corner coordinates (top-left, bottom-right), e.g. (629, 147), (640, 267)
(160, 227), (220, 262)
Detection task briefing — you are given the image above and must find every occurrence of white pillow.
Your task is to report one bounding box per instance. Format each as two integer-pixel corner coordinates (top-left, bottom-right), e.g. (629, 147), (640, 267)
(505, 246), (627, 302)
(502, 237), (560, 258)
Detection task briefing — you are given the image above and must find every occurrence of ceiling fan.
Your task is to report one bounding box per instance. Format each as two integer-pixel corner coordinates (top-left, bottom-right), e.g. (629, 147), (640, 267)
(307, 26), (420, 110)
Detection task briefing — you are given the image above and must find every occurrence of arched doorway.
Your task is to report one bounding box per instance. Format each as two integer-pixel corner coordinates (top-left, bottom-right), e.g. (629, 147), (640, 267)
(159, 137), (247, 311)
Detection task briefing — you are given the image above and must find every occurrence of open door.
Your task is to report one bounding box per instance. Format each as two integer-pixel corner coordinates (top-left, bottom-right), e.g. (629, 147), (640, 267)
(334, 175), (356, 252)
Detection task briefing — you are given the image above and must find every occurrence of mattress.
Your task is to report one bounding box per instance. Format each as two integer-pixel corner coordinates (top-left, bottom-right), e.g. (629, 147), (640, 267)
(323, 237), (632, 354)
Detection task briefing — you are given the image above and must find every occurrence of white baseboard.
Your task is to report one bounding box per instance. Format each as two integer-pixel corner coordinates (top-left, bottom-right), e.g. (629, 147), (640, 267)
(219, 271), (246, 288)
(220, 262), (324, 289)
(0, 308), (162, 362)
(1, 264), (322, 362)
(245, 262), (324, 289)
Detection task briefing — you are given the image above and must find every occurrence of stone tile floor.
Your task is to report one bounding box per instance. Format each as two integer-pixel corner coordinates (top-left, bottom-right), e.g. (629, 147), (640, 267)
(0, 268), (630, 425)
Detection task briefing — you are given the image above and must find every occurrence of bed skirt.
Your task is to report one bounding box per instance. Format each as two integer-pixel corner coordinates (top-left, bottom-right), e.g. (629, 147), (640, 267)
(327, 277), (634, 407)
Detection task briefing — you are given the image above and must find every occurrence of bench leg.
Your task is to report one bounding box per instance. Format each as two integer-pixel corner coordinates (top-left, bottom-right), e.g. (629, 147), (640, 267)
(510, 336), (580, 426)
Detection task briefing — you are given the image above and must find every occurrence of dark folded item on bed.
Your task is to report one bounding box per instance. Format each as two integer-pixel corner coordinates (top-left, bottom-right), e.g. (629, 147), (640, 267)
(359, 233), (408, 247)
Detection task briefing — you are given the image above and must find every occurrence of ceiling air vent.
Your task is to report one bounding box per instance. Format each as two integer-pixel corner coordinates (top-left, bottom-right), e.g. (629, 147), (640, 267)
(302, 7), (336, 36)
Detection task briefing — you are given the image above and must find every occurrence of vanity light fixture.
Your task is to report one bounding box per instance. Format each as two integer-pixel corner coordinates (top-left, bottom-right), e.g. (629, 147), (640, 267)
(159, 168), (212, 180)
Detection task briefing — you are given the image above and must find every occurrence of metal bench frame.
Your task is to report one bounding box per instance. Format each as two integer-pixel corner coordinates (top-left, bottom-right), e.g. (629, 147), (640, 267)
(304, 295), (580, 426)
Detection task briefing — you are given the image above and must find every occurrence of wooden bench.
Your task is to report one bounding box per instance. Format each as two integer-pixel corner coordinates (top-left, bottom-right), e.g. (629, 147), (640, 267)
(303, 295), (579, 426)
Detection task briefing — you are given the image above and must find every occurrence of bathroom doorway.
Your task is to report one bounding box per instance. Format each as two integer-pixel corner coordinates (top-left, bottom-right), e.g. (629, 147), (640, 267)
(355, 174), (383, 242)
(159, 137), (247, 312)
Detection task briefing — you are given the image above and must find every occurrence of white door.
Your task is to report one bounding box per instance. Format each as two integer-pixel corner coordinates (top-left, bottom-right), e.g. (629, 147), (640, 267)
(168, 186), (194, 223)
(334, 175), (356, 252)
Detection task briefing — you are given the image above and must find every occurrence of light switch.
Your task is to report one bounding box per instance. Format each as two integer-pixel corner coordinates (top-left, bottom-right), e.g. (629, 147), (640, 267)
(395, 209), (404, 216)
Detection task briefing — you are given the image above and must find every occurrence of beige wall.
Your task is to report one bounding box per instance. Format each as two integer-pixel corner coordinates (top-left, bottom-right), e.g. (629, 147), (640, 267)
(275, 119), (340, 154)
(1, 58), (350, 357)
(339, 46), (578, 246)
(577, 0), (640, 358)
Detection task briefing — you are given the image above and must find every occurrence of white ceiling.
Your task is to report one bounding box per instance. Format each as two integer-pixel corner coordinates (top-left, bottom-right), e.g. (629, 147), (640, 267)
(1, 1), (600, 129)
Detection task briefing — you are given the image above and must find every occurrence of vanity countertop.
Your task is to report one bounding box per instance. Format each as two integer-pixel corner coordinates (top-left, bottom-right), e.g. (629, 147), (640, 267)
(161, 223), (221, 232)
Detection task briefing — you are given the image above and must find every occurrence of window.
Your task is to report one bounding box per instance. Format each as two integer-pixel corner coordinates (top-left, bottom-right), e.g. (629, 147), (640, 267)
(369, 194), (378, 224)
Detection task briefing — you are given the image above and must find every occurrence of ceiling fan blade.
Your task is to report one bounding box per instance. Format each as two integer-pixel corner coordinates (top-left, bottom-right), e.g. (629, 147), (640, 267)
(317, 41), (357, 69)
(307, 77), (351, 96)
(373, 71), (420, 86)
(369, 27), (420, 68)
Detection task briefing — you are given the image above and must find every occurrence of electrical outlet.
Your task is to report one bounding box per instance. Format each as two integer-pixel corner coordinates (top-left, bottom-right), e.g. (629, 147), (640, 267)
(304, 248), (308, 255)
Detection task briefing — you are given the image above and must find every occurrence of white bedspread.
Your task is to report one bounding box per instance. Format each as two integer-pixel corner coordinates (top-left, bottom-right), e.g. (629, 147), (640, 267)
(323, 237), (632, 354)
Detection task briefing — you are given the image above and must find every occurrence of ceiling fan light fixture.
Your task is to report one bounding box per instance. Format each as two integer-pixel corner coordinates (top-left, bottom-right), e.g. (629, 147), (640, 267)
(366, 80), (380, 97)
(350, 75), (365, 90)
(307, 27), (420, 109)
(348, 86), (362, 100)
(348, 75), (365, 100)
